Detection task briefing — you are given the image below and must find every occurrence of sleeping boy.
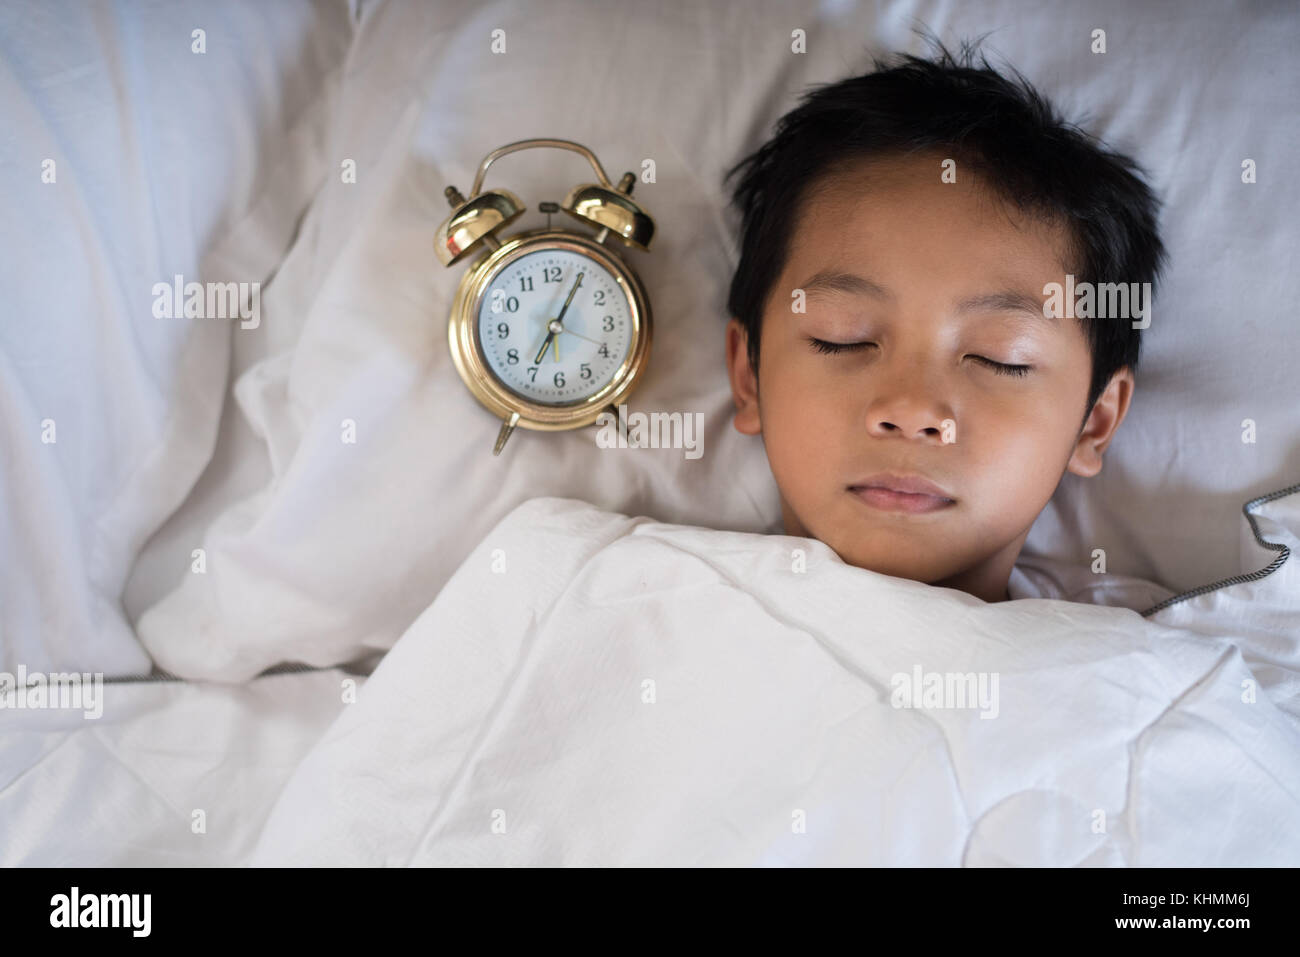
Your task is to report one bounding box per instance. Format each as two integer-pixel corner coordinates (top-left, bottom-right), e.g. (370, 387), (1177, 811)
(723, 42), (1167, 604)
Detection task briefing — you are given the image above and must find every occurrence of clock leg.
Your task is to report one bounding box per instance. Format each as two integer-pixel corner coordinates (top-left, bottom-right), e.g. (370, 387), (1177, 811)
(493, 411), (521, 456)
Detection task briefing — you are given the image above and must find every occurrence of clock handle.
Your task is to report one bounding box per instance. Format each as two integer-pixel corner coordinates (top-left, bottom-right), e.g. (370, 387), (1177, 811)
(470, 139), (615, 195)
(493, 411), (521, 456)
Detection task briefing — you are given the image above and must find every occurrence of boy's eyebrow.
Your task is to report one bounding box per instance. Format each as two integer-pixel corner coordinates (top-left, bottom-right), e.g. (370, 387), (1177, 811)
(799, 270), (1055, 325)
(800, 270), (891, 301)
(955, 289), (1058, 325)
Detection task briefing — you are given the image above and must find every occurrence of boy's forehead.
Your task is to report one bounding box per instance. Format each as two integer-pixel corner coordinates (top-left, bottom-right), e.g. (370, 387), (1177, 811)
(788, 154), (1076, 285)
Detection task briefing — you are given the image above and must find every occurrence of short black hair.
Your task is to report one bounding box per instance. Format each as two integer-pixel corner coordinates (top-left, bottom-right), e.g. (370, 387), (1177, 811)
(723, 37), (1168, 424)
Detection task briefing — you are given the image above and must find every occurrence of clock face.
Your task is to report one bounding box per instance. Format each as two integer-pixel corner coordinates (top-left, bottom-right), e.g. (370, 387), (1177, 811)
(476, 247), (634, 405)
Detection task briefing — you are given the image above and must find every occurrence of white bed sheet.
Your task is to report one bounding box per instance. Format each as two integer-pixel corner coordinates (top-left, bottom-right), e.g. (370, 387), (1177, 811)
(0, 668), (359, 866)
(0, 0), (355, 675)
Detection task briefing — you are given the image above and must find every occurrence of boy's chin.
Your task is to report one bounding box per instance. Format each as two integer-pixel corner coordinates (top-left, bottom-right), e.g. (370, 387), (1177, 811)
(812, 529), (956, 583)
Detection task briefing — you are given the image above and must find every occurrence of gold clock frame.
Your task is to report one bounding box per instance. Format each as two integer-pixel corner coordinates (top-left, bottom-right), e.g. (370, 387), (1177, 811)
(446, 227), (653, 437)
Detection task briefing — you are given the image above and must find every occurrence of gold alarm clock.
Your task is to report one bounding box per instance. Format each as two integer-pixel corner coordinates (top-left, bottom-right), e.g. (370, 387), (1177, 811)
(435, 138), (655, 455)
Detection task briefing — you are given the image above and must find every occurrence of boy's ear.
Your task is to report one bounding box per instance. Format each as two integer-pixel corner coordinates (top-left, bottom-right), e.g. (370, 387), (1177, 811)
(725, 318), (762, 435)
(1065, 367), (1134, 477)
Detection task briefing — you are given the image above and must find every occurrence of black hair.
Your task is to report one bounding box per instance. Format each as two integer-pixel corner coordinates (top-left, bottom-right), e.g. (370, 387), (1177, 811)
(723, 37), (1168, 424)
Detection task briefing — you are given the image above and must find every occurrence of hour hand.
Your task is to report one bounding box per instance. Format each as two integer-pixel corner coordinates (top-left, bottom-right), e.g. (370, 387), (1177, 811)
(534, 328), (554, 365)
(534, 319), (562, 364)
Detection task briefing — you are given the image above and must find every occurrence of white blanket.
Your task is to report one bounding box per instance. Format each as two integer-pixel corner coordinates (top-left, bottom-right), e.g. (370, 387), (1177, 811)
(252, 495), (1300, 866)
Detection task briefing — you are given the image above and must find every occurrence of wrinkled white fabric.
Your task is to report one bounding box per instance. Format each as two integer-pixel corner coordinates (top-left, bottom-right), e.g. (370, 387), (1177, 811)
(0, 669), (356, 866)
(251, 493), (1300, 866)
(0, 0), (354, 674)
(136, 0), (1300, 681)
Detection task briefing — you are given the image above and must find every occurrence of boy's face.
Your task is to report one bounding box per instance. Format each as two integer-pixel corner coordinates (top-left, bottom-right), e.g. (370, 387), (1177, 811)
(725, 152), (1133, 602)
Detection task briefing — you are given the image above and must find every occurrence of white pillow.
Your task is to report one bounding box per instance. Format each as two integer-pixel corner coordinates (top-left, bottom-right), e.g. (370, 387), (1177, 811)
(136, 0), (1300, 680)
(0, 0), (355, 674)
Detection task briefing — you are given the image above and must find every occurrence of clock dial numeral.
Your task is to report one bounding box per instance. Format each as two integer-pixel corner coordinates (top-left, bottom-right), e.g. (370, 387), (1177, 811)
(478, 248), (635, 405)
(491, 290), (520, 313)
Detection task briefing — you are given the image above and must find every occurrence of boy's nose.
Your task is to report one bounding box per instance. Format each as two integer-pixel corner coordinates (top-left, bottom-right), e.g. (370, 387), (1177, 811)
(865, 389), (954, 443)
(870, 415), (951, 442)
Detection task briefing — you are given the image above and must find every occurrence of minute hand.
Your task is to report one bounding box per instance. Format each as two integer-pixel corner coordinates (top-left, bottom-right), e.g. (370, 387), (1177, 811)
(555, 272), (584, 323)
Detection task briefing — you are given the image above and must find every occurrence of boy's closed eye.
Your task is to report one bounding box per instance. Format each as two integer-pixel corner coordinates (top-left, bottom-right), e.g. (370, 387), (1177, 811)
(803, 336), (1033, 376)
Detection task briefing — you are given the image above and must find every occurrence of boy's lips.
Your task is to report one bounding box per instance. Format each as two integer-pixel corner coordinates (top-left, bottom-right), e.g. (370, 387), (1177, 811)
(847, 472), (956, 514)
